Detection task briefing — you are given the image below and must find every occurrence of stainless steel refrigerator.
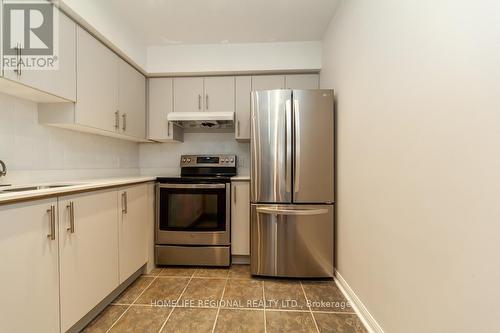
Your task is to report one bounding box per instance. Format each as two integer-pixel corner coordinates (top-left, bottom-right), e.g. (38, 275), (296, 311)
(250, 89), (334, 278)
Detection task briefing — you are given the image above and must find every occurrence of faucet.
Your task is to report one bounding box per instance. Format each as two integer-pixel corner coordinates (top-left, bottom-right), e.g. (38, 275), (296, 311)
(0, 160), (6, 177)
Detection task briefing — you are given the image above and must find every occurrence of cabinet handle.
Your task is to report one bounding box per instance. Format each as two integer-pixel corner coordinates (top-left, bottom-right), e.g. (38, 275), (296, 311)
(115, 110), (120, 130)
(167, 123), (170, 137)
(234, 186), (237, 203)
(237, 120), (240, 137)
(13, 43), (20, 75)
(47, 206), (56, 240)
(122, 192), (128, 214)
(19, 44), (22, 76)
(66, 202), (75, 233)
(206, 95), (209, 110)
(198, 94), (201, 110)
(122, 113), (127, 131)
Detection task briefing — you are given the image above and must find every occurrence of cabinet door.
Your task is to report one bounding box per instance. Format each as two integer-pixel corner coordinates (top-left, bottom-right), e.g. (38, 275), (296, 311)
(4, 11), (77, 101)
(0, 199), (60, 333)
(59, 189), (119, 332)
(118, 184), (148, 282)
(203, 76), (235, 112)
(235, 76), (251, 140)
(118, 58), (146, 138)
(231, 181), (250, 256)
(75, 26), (118, 132)
(251, 75), (285, 91)
(285, 74), (319, 89)
(173, 77), (204, 112)
(148, 78), (181, 141)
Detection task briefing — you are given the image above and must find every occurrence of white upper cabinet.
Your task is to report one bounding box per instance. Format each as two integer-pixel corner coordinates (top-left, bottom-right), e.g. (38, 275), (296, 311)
(285, 74), (319, 89)
(173, 77), (204, 112)
(251, 75), (285, 91)
(38, 26), (148, 142)
(76, 26), (119, 132)
(118, 58), (146, 138)
(235, 76), (251, 140)
(148, 78), (183, 142)
(204, 76), (235, 112)
(0, 199), (60, 333)
(3, 11), (76, 102)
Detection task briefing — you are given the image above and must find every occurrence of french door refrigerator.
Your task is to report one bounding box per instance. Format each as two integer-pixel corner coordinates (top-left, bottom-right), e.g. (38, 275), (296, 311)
(250, 89), (334, 278)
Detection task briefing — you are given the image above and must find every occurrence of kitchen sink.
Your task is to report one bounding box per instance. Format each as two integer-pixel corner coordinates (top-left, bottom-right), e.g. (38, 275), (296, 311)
(0, 184), (77, 193)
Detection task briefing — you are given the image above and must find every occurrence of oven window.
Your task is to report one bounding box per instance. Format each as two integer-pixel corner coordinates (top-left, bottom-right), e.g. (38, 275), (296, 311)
(159, 188), (226, 232)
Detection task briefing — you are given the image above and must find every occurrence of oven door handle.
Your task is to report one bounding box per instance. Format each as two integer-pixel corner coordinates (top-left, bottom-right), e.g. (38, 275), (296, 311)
(159, 184), (226, 189)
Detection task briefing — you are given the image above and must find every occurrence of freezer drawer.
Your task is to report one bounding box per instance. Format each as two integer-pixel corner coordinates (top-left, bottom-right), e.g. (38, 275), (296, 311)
(250, 204), (334, 278)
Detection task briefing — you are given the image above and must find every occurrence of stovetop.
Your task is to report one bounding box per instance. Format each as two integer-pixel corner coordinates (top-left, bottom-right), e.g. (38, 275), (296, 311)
(156, 176), (232, 184)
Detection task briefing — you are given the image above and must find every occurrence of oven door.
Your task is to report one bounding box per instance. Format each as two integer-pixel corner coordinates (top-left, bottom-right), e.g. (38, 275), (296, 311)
(156, 183), (230, 245)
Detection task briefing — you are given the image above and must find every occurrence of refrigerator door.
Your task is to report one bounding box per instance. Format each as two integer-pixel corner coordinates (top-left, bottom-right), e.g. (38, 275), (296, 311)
(251, 90), (292, 203)
(292, 90), (335, 203)
(250, 204), (334, 278)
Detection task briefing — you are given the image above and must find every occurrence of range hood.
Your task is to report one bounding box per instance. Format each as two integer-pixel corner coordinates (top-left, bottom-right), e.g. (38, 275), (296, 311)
(167, 112), (234, 129)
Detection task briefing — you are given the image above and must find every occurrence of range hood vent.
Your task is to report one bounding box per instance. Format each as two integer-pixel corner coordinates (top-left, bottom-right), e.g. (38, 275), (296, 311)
(167, 112), (234, 129)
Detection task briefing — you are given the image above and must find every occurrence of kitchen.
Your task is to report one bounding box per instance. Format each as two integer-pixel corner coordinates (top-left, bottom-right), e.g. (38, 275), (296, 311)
(0, 1), (498, 333)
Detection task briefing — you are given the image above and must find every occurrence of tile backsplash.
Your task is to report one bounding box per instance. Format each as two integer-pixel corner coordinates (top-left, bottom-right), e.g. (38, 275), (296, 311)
(0, 92), (140, 184)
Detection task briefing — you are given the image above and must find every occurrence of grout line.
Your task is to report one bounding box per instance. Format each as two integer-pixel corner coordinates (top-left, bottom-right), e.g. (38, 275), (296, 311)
(105, 270), (161, 333)
(262, 280), (267, 333)
(210, 272), (229, 333)
(157, 271), (195, 333)
(300, 282), (320, 333)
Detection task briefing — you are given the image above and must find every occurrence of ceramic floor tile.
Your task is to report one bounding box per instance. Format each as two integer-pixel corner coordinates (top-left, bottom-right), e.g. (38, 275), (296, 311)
(266, 310), (317, 333)
(314, 313), (368, 333)
(194, 267), (229, 278)
(82, 305), (128, 333)
(264, 280), (308, 310)
(179, 278), (226, 307)
(160, 307), (218, 333)
(134, 277), (190, 305)
(214, 309), (265, 333)
(222, 279), (264, 309)
(143, 268), (162, 276)
(228, 264), (252, 279)
(113, 276), (154, 304)
(108, 306), (172, 333)
(302, 281), (354, 313)
(160, 266), (197, 277)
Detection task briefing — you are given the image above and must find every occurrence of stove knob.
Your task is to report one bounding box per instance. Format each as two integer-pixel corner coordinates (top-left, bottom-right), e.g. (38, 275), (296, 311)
(230, 158), (234, 163)
(225, 158), (229, 162)
(187, 158), (191, 163)
(182, 158), (186, 163)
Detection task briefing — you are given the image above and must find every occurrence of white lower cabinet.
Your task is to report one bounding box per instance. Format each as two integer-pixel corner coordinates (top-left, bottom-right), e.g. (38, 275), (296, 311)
(0, 199), (60, 333)
(118, 184), (148, 282)
(58, 189), (120, 332)
(231, 181), (250, 256)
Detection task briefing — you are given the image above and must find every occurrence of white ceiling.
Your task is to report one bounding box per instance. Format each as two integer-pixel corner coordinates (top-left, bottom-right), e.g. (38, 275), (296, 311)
(98, 0), (340, 46)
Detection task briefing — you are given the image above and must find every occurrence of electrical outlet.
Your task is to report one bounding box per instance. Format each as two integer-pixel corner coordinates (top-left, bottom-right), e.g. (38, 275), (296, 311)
(238, 157), (245, 168)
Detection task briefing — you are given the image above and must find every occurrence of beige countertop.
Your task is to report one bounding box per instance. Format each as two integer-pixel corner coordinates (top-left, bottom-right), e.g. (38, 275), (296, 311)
(231, 175), (250, 181)
(0, 177), (156, 205)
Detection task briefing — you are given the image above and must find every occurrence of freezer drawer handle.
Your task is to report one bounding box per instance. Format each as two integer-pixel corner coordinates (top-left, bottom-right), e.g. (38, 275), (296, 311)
(256, 207), (328, 216)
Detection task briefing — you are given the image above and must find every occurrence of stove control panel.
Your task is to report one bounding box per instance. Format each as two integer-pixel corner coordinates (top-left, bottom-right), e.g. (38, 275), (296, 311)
(180, 154), (237, 168)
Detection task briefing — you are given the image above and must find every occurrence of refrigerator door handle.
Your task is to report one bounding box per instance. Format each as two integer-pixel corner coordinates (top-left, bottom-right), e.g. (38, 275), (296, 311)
(293, 98), (301, 193)
(285, 99), (292, 194)
(256, 207), (328, 216)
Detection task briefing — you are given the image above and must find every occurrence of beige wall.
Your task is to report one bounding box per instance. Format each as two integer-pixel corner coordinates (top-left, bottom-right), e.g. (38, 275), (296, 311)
(321, 1), (500, 332)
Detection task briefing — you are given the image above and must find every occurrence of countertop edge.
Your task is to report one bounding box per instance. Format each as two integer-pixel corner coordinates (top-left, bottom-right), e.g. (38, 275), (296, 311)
(0, 177), (156, 205)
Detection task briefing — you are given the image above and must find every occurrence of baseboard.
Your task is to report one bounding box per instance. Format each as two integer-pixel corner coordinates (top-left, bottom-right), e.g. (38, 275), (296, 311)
(232, 255), (250, 264)
(334, 270), (385, 333)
